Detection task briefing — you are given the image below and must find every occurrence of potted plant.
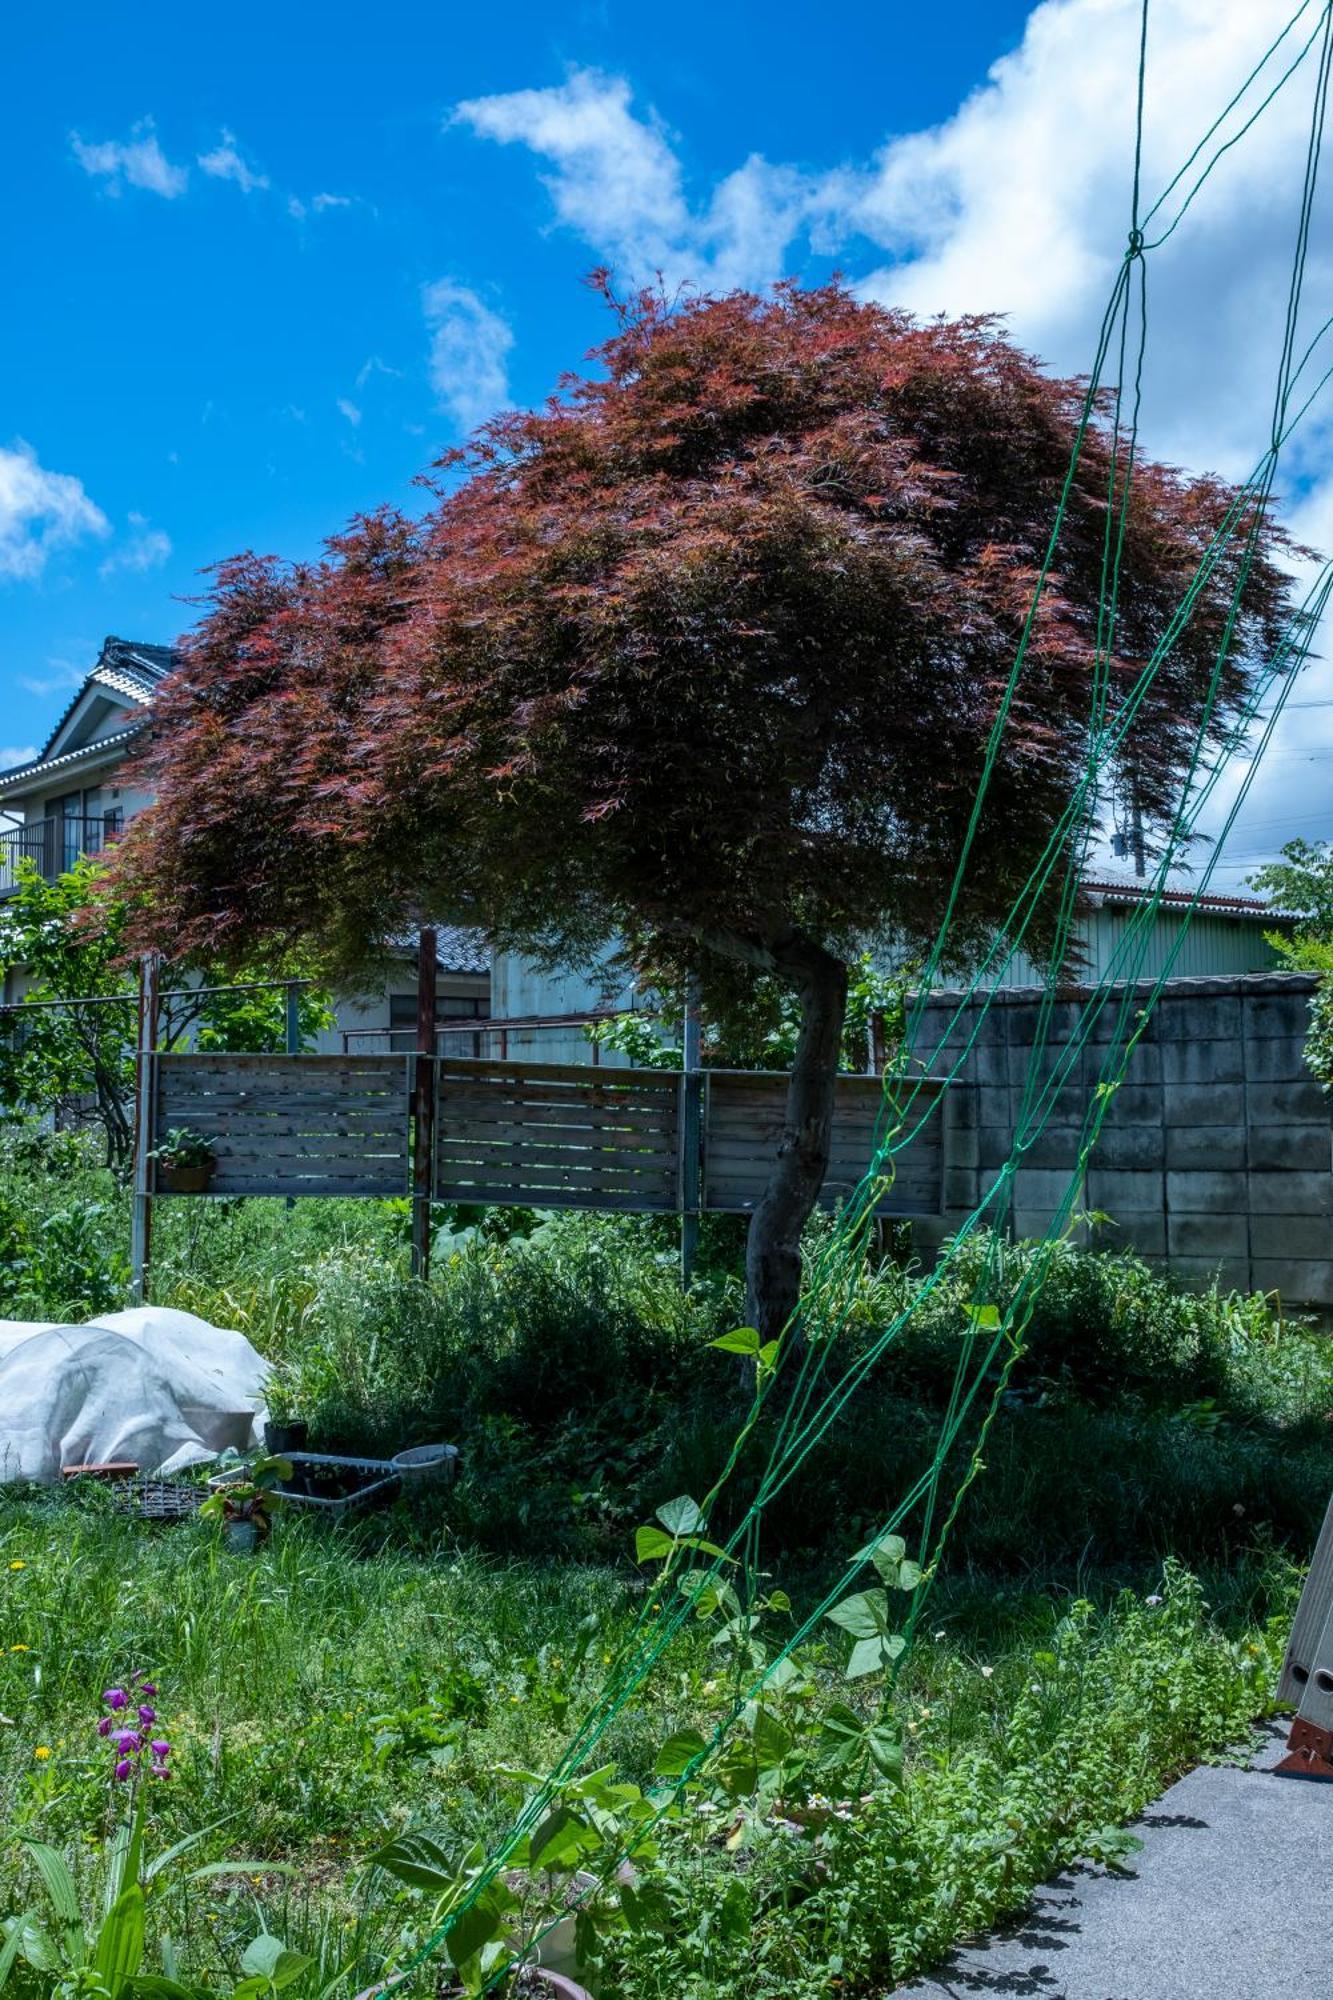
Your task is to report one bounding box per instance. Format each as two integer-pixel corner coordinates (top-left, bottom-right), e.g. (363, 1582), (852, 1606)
(200, 1452), (292, 1553)
(262, 1363), (309, 1459)
(149, 1126), (217, 1194)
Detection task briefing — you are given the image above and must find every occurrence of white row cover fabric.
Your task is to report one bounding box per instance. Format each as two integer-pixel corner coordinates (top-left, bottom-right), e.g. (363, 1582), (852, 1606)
(0, 1307), (268, 1484)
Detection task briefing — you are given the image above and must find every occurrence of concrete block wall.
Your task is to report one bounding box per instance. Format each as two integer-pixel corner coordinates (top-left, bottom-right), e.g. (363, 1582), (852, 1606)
(912, 972), (1333, 1305)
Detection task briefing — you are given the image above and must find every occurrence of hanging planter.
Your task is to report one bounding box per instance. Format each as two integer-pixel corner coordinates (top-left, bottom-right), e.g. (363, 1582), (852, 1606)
(149, 1127), (217, 1194)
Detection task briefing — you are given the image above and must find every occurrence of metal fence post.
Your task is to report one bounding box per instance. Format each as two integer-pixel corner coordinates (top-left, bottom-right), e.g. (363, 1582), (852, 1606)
(410, 929), (438, 1282)
(680, 976), (703, 1286)
(284, 982), (301, 1056)
(129, 953), (160, 1305)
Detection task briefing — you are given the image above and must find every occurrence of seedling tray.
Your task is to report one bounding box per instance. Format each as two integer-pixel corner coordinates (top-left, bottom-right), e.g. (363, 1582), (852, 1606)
(279, 1451), (401, 1517)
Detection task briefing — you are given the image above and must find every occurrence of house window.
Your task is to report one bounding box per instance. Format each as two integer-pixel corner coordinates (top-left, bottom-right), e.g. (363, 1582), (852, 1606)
(388, 993), (486, 1036)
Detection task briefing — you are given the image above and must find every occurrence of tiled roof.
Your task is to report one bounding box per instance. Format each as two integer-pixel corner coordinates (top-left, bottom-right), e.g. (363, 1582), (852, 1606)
(388, 927), (491, 974)
(0, 728), (142, 790)
(435, 925), (491, 975)
(39, 636), (176, 760)
(1084, 876), (1276, 918)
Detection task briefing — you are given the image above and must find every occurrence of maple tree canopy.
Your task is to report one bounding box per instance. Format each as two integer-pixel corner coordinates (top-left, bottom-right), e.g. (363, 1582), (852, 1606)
(116, 281), (1299, 1336)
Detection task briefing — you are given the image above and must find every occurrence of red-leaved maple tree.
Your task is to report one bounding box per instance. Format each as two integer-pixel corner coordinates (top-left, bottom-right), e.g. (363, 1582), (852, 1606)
(117, 281), (1297, 1339)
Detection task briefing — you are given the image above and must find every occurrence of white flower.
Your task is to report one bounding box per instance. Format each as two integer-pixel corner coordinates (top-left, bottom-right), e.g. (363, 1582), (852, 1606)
(1145, 1594), (1163, 1608)
(980, 1665), (994, 1679)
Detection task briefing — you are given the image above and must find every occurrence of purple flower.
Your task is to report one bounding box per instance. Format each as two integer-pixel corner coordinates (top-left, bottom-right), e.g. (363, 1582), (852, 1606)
(139, 1680), (157, 1697)
(151, 1739), (170, 1759)
(102, 1688), (128, 1711)
(111, 1730), (141, 1753)
(97, 1717), (114, 1738)
(138, 1705), (156, 1725)
(114, 1758), (133, 1782)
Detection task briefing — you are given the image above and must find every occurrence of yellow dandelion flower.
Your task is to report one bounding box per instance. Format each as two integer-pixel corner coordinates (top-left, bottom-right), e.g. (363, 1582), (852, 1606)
(33, 1746), (51, 1761)
(10, 1645), (29, 1654)
(8, 1562), (25, 1573)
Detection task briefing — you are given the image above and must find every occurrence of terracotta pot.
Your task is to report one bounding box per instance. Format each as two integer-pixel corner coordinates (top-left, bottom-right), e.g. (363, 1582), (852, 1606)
(156, 1163), (214, 1194)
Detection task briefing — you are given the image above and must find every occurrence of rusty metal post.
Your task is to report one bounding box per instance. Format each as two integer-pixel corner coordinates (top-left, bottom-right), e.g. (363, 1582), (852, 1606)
(129, 953), (160, 1305)
(410, 929), (438, 1282)
(680, 976), (703, 1287)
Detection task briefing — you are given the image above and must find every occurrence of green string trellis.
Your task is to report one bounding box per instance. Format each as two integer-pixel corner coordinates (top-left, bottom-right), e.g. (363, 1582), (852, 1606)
(370, 5), (1333, 1989)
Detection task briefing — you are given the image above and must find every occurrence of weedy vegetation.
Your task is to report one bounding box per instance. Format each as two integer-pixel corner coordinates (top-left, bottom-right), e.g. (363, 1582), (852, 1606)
(0, 1130), (1328, 1997)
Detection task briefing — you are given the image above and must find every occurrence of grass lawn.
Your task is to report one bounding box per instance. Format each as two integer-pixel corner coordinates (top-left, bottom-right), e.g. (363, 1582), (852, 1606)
(0, 1141), (1329, 1997)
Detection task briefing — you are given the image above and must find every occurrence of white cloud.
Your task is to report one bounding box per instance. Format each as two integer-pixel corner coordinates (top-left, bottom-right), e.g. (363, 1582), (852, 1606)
(453, 68), (825, 293)
(98, 512), (172, 579)
(0, 746), (38, 772)
(198, 130), (268, 193)
(336, 398), (362, 428)
(356, 355), (402, 388)
(422, 279), (514, 432)
(0, 443), (110, 581)
(288, 191), (357, 221)
(70, 119), (187, 198)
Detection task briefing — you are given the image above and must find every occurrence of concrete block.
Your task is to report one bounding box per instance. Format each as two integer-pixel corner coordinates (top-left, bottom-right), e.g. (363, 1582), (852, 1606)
(1115, 1213), (1167, 1258)
(1243, 992), (1312, 1039)
(1170, 1254), (1253, 1293)
(1093, 1040), (1162, 1083)
(1102, 1084), (1165, 1126)
(971, 1042), (1009, 1087)
(943, 1167), (980, 1209)
(1010, 1167), (1076, 1211)
(977, 1127), (1015, 1170)
(1167, 1169), (1249, 1212)
(1246, 1170), (1333, 1217)
(1162, 1039), (1244, 1085)
(1086, 1168), (1165, 1214)
(1247, 1080), (1329, 1123)
(1162, 1083), (1244, 1128)
(1165, 1125), (1246, 1171)
(1095, 1124), (1168, 1170)
(945, 1085), (978, 1130)
(1241, 1036), (1312, 1083)
(1012, 1206), (1062, 1241)
(1085, 1002), (1158, 1046)
(1168, 1212), (1250, 1259)
(1168, 1256), (1248, 1288)
(1155, 996), (1242, 1041)
(946, 1125), (980, 1170)
(1251, 1258), (1333, 1306)
(976, 1086), (1012, 1131)
(1250, 1213), (1333, 1260)
(1014, 1125), (1089, 1170)
(1246, 1125), (1332, 1172)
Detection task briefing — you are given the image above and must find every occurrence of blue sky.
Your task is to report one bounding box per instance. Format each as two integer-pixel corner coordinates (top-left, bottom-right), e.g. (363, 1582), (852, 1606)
(1, 0), (1030, 757)
(4, 0), (1332, 878)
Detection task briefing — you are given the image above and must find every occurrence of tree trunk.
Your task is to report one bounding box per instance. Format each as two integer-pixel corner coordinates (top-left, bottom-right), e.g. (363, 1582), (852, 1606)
(744, 939), (848, 1345)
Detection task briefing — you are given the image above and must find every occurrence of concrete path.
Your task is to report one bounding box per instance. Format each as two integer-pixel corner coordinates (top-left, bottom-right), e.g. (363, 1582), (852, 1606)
(893, 1723), (1331, 2000)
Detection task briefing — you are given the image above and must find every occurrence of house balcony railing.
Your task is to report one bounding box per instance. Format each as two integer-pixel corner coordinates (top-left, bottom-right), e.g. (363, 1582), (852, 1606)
(0, 814), (126, 898)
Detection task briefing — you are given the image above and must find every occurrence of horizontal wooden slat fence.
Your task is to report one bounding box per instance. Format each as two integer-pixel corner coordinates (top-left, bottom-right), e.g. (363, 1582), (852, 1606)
(155, 1054), (409, 1197)
(434, 1057), (680, 1212)
(703, 1072), (945, 1216)
(151, 1053), (944, 1219)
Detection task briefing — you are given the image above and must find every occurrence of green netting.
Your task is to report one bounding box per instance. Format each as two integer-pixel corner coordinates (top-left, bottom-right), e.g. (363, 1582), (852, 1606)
(375, 5), (1333, 1989)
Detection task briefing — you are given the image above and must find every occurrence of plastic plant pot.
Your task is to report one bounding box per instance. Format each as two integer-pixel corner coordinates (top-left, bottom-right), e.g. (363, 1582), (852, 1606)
(390, 1442), (459, 1485)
